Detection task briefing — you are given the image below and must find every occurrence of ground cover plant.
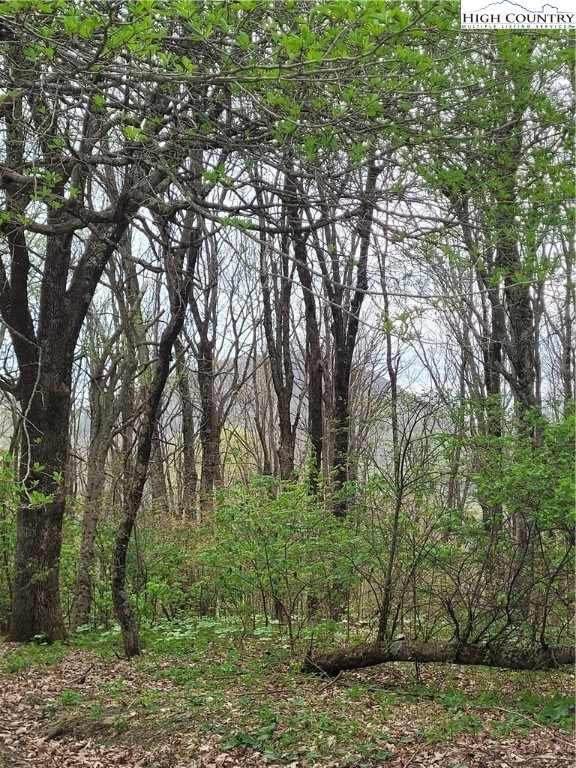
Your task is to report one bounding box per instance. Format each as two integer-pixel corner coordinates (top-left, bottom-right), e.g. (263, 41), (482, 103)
(0, 618), (574, 767)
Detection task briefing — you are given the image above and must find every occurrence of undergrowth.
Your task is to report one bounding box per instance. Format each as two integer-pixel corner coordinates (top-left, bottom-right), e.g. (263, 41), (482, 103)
(2, 617), (572, 766)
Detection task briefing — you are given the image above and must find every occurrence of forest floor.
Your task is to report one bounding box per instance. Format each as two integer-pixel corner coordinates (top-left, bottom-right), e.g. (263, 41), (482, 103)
(0, 620), (574, 768)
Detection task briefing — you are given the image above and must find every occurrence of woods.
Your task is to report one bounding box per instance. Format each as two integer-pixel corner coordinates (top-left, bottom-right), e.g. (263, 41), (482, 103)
(0, 3), (573, 765)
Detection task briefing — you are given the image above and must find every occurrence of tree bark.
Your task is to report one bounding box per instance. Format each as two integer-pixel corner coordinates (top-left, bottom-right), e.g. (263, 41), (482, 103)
(188, 234), (222, 515)
(312, 159), (381, 516)
(287, 191), (323, 488)
(297, 256), (323, 486)
(258, 222), (297, 482)
(196, 337), (222, 513)
(175, 338), (198, 520)
(377, 246), (401, 641)
(3, 209), (133, 642)
(304, 640), (575, 676)
(8, 373), (70, 642)
(70, 399), (110, 631)
(561, 240), (575, 412)
(451, 194), (505, 531)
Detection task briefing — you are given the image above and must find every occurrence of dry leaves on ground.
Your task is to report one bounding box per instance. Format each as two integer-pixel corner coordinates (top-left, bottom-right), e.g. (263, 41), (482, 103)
(0, 643), (573, 768)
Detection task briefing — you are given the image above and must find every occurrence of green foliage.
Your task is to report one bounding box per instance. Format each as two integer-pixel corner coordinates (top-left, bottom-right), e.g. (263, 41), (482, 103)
(491, 693), (575, 735)
(474, 413), (576, 532)
(129, 524), (192, 623)
(222, 724), (278, 760)
(64, 512), (195, 632)
(420, 711), (484, 743)
(535, 695), (574, 729)
(140, 615), (245, 659)
(1, 642), (66, 673)
(0, 0), (461, 166)
(197, 478), (362, 642)
(59, 689), (84, 706)
(0, 0), (571, 689)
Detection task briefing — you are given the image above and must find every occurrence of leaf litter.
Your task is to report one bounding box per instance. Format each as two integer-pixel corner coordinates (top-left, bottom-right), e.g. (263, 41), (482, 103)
(0, 640), (573, 768)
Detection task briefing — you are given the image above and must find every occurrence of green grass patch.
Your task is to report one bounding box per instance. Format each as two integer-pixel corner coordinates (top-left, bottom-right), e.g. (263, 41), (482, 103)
(1, 641), (66, 673)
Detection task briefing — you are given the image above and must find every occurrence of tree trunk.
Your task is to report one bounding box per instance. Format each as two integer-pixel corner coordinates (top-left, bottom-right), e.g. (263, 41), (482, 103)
(295, 238), (324, 487)
(493, 116), (538, 619)
(253, 357), (273, 477)
(258, 223), (297, 482)
(481, 279), (506, 531)
(197, 338), (222, 515)
(188, 229), (222, 517)
(111, 225), (196, 658)
(70, 457), (106, 631)
(331, 336), (352, 516)
(320, 159), (381, 516)
(450, 194), (505, 532)
(8, 371), (71, 641)
(148, 425), (170, 514)
(304, 640), (575, 676)
(175, 338), (198, 519)
(561, 241), (575, 413)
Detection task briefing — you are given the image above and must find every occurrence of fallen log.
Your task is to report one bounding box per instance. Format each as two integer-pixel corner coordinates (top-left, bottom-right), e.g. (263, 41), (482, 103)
(303, 639), (575, 676)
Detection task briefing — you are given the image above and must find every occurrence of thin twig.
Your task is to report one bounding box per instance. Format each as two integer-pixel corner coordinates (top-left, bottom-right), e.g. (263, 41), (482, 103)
(70, 663), (95, 685)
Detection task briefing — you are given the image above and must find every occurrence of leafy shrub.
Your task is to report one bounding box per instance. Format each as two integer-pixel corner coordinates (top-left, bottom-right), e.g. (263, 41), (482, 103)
(196, 477), (363, 645)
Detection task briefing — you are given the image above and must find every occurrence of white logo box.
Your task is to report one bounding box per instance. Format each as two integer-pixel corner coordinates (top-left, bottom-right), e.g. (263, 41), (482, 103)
(461, 1), (575, 28)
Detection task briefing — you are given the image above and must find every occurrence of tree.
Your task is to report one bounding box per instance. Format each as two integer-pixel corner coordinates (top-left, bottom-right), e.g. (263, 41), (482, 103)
(112, 215), (196, 658)
(0, 17), (142, 636)
(0, 0), (571, 659)
(254, 168), (301, 481)
(70, 308), (129, 630)
(174, 336), (199, 519)
(304, 157), (382, 514)
(0, 0), (308, 637)
(0, 0), (227, 639)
